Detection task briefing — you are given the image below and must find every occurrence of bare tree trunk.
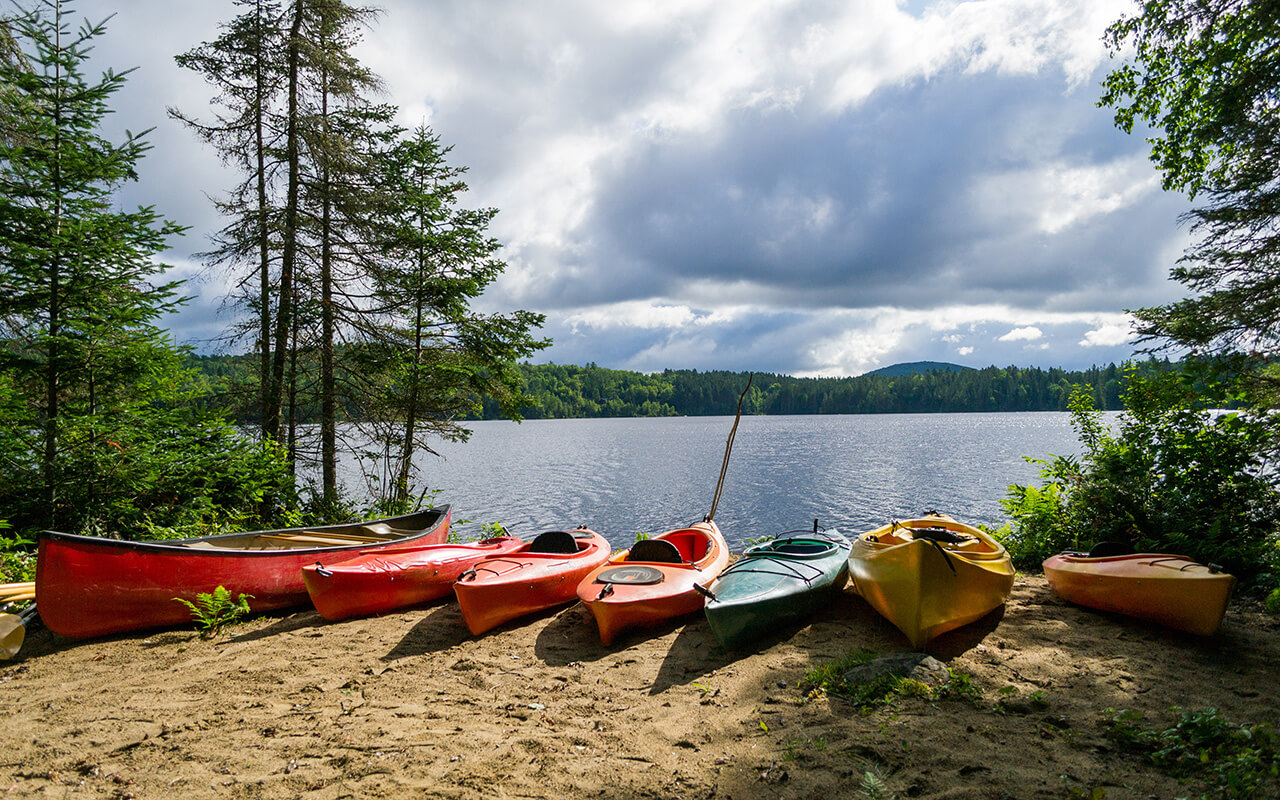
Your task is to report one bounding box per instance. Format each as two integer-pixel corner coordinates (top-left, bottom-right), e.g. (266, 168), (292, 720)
(266, 0), (303, 446)
(319, 67), (337, 501)
(42, 9), (65, 528)
(255, 0), (273, 440)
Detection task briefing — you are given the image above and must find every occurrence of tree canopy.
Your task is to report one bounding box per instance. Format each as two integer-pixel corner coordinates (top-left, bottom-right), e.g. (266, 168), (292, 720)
(1101, 1), (1280, 367)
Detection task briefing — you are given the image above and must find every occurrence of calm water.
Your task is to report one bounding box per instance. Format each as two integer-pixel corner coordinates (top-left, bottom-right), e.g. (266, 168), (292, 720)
(341, 412), (1094, 551)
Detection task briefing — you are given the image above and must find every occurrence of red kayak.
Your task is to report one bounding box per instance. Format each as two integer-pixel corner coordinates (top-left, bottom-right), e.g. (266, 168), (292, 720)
(302, 536), (525, 621)
(453, 527), (610, 635)
(36, 506), (451, 638)
(577, 519), (729, 645)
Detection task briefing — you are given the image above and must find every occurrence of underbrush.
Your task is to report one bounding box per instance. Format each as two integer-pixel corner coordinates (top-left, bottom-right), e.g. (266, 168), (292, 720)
(798, 649), (981, 710)
(1103, 707), (1280, 800)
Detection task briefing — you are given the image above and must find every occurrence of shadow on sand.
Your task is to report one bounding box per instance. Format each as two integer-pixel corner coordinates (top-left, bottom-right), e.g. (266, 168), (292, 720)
(382, 599), (473, 660)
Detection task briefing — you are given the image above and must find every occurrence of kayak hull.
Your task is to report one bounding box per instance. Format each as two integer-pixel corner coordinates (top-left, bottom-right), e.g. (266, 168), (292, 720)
(848, 513), (1014, 649)
(578, 520), (729, 646)
(36, 507), (452, 639)
(1043, 552), (1234, 635)
(454, 528), (610, 636)
(303, 536), (524, 621)
(705, 528), (851, 649)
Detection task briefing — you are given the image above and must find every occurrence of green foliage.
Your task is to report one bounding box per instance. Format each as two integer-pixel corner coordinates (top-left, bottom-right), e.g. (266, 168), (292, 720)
(1265, 588), (1280, 616)
(1100, 2), (1280, 363)
(0, 525), (34, 584)
(1104, 707), (1280, 800)
(194, 357), (1178, 422)
(0, 350), (297, 539)
(855, 768), (896, 800)
(0, 5), (297, 541)
(992, 456), (1078, 569)
(799, 650), (979, 710)
(174, 586), (253, 638)
(998, 371), (1280, 582)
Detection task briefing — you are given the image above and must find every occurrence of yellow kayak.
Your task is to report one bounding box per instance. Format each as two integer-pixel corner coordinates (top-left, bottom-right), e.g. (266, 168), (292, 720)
(848, 512), (1015, 649)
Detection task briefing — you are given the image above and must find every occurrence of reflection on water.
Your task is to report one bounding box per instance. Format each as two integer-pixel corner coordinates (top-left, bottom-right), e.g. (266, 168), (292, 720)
(336, 412), (1096, 551)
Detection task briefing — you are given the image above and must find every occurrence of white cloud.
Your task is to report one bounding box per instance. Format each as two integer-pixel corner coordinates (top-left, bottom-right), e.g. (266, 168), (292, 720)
(972, 155), (1161, 236)
(1080, 320), (1135, 347)
(997, 326), (1044, 342)
(957, 346), (975, 356)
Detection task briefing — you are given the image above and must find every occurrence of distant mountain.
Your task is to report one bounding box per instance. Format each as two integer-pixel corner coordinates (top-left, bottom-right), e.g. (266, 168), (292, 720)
(863, 361), (974, 377)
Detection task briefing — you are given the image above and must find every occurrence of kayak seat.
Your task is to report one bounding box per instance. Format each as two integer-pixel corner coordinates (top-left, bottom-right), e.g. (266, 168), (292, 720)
(527, 530), (580, 554)
(662, 530), (708, 562)
(628, 539), (683, 564)
(1087, 540), (1134, 558)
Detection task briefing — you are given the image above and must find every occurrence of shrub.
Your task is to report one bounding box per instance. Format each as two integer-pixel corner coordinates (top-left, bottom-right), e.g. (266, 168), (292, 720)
(998, 367), (1280, 585)
(1104, 707), (1280, 800)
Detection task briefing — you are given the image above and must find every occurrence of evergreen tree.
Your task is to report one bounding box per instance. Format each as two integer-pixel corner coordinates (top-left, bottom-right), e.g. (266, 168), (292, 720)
(0, 0), (185, 527)
(292, 0), (385, 503)
(360, 126), (548, 507)
(0, 1), (290, 536)
(1101, 1), (1280, 370)
(172, 0), (286, 438)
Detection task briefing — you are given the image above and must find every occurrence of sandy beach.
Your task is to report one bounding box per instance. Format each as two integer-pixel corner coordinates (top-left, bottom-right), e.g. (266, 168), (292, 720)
(1, 574), (1276, 799)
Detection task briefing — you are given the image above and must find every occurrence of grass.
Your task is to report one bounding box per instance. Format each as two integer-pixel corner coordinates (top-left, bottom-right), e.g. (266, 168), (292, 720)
(798, 649), (982, 710)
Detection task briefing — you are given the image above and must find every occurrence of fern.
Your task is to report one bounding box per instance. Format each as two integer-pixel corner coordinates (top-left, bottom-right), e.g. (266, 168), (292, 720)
(174, 586), (253, 637)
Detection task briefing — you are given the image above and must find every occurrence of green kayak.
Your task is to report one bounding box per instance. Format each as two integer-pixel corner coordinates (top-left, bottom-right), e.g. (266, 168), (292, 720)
(700, 526), (851, 649)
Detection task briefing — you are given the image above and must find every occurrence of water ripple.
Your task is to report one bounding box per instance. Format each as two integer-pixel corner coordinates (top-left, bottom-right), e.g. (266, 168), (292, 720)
(338, 412), (1096, 551)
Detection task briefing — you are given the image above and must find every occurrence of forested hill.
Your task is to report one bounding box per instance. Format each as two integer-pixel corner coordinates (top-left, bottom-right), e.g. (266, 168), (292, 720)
(864, 361), (972, 376)
(187, 355), (1160, 420)
(472, 361), (1155, 419)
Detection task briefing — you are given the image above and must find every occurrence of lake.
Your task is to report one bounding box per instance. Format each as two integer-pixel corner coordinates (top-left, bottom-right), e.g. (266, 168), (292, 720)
(340, 412), (1093, 551)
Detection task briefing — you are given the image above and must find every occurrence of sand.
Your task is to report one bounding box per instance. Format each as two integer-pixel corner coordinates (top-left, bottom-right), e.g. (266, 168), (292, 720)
(1, 575), (1276, 800)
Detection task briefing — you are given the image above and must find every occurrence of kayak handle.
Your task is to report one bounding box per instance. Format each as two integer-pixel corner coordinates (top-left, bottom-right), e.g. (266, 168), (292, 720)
(692, 582), (717, 601)
(458, 568), (478, 582)
(313, 562), (332, 578)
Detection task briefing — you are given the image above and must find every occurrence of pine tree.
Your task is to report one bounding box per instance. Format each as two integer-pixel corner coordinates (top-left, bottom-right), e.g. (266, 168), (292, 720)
(0, 0), (185, 528)
(1101, 1), (1280, 372)
(361, 126), (548, 506)
(172, 0), (286, 439)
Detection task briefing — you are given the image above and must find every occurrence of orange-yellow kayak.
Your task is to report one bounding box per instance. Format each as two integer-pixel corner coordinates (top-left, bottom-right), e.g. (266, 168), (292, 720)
(454, 527), (610, 636)
(848, 513), (1014, 649)
(577, 519), (729, 646)
(1043, 552), (1234, 635)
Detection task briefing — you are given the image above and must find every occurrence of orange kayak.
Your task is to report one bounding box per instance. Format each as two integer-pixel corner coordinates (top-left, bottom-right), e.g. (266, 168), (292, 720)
(302, 536), (525, 621)
(577, 519), (730, 646)
(454, 527), (610, 635)
(1043, 552), (1235, 635)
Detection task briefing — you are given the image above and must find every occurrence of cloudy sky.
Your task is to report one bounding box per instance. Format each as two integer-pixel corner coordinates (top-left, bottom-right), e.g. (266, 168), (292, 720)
(79, 0), (1190, 376)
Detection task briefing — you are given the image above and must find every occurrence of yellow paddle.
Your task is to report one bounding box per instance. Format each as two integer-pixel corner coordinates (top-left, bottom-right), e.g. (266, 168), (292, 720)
(0, 606), (37, 661)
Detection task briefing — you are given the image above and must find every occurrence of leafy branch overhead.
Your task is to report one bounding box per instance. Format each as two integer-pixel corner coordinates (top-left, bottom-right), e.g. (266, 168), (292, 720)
(1101, 1), (1280, 365)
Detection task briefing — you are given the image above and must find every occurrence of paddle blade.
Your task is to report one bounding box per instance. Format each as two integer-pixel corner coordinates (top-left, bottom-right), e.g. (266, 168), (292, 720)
(0, 612), (26, 660)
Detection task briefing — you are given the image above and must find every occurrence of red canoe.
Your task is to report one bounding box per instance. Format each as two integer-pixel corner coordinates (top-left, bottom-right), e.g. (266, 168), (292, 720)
(577, 519), (729, 645)
(302, 536), (525, 621)
(453, 527), (610, 636)
(1043, 551), (1235, 635)
(36, 506), (451, 639)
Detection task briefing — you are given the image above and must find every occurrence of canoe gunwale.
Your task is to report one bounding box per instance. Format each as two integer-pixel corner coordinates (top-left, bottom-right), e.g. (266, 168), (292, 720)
(38, 506), (451, 557)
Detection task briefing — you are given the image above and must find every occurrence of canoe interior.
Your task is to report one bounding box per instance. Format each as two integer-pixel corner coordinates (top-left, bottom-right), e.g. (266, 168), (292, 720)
(41, 506), (451, 554)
